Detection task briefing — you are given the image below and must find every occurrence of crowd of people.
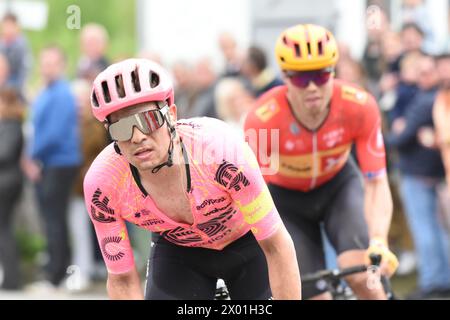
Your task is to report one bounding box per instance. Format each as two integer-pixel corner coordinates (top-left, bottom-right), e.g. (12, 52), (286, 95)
(0, 0), (450, 300)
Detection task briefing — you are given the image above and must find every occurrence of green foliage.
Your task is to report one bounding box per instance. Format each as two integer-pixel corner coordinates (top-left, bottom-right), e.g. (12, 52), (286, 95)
(16, 230), (46, 264)
(23, 0), (136, 83)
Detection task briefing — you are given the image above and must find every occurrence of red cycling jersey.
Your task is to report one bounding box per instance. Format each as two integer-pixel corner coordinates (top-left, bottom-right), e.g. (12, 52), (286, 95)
(244, 79), (387, 192)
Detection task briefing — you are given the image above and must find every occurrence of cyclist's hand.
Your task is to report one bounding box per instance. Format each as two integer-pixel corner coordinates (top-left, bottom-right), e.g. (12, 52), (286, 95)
(365, 237), (399, 277)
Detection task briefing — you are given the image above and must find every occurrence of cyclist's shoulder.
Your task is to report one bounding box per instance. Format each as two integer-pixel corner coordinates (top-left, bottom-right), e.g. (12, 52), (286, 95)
(246, 86), (288, 128)
(177, 118), (253, 176)
(332, 79), (378, 114)
(84, 143), (130, 186)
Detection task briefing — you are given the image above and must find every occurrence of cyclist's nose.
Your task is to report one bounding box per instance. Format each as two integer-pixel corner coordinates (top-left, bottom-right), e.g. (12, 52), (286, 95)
(305, 81), (318, 91)
(130, 125), (148, 144)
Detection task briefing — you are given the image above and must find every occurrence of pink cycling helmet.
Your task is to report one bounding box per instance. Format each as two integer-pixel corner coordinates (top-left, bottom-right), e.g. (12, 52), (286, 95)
(91, 58), (174, 122)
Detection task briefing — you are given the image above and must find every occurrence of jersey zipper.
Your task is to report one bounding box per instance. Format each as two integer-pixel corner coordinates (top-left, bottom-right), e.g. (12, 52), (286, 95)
(310, 131), (318, 190)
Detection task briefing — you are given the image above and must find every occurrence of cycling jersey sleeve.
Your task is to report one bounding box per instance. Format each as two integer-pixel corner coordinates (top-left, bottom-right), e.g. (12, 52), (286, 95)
(354, 94), (387, 180)
(83, 154), (135, 274)
(214, 128), (282, 241)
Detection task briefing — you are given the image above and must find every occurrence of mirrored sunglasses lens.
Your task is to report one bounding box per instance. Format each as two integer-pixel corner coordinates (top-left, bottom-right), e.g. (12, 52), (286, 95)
(290, 75), (309, 88)
(314, 72), (331, 85)
(141, 110), (165, 132)
(109, 123), (133, 141)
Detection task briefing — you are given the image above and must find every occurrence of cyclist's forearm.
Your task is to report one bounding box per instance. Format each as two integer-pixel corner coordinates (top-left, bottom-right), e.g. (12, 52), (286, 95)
(260, 227), (302, 300)
(106, 269), (144, 300)
(363, 176), (393, 241)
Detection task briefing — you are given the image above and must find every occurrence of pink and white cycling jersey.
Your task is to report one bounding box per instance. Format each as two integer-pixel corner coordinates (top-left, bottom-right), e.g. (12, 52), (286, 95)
(83, 117), (282, 274)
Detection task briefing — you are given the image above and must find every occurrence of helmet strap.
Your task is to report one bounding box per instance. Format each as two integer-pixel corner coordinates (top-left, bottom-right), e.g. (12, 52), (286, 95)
(151, 116), (176, 174)
(113, 141), (122, 155)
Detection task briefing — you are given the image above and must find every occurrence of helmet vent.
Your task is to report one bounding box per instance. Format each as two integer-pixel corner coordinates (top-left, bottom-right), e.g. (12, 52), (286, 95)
(317, 41), (323, 55)
(306, 42), (312, 57)
(101, 81), (111, 103)
(280, 56), (285, 62)
(115, 74), (126, 98)
(150, 72), (160, 88)
(91, 91), (99, 107)
(131, 67), (141, 92)
(282, 35), (288, 45)
(294, 43), (301, 57)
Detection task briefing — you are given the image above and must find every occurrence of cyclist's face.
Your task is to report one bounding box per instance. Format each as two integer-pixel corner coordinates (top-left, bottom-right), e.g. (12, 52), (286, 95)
(109, 102), (177, 172)
(284, 70), (334, 116)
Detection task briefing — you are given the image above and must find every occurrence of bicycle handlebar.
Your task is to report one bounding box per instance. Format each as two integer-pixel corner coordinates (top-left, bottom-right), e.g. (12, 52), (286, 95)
(301, 253), (396, 299)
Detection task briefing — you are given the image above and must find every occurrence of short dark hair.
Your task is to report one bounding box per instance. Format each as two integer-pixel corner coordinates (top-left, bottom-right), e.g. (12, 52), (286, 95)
(247, 46), (267, 72)
(2, 12), (18, 24)
(401, 22), (424, 37)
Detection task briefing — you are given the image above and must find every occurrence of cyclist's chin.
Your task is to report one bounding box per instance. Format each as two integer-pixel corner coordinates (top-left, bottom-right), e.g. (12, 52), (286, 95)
(304, 100), (324, 113)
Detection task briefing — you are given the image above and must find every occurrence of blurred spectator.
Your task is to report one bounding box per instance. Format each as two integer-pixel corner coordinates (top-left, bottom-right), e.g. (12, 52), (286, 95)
(76, 23), (110, 81)
(401, 0), (438, 54)
(218, 32), (243, 77)
(400, 22), (425, 56)
(0, 51), (9, 86)
(385, 51), (422, 126)
(240, 46), (283, 97)
(362, 7), (390, 93)
(377, 32), (404, 112)
(380, 23), (423, 100)
(337, 42), (352, 62)
(214, 77), (254, 132)
(432, 54), (450, 189)
(23, 46), (82, 290)
(69, 79), (109, 290)
(137, 50), (162, 66)
(387, 55), (450, 299)
(0, 57), (25, 289)
(380, 31), (404, 75)
(418, 54), (450, 235)
(336, 57), (368, 90)
(186, 57), (218, 118)
(172, 61), (197, 120)
(0, 12), (32, 95)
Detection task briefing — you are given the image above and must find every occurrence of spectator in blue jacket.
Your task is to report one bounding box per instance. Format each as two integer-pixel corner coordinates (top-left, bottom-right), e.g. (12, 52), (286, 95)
(0, 13), (31, 95)
(387, 54), (450, 299)
(23, 45), (82, 290)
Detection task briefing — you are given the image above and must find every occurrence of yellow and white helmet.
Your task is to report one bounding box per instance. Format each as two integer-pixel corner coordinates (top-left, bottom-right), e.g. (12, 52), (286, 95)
(275, 24), (339, 71)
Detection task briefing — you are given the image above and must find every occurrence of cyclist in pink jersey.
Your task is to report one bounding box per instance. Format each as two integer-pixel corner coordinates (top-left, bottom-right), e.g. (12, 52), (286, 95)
(83, 58), (301, 299)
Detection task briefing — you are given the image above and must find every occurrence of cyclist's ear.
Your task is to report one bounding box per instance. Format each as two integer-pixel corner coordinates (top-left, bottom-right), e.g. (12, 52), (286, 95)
(169, 103), (178, 123)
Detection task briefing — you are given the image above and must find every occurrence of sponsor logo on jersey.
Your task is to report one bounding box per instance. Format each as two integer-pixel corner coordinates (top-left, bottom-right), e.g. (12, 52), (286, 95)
(290, 122), (300, 135)
(134, 209), (151, 218)
(204, 202), (233, 217)
(215, 160), (250, 192)
(341, 85), (368, 105)
(197, 207), (236, 237)
(91, 188), (115, 215)
(140, 218), (165, 227)
(196, 196), (227, 210)
(285, 140), (295, 151)
(255, 99), (280, 122)
(322, 128), (345, 148)
(278, 144), (351, 178)
(101, 236), (125, 262)
(161, 227), (202, 245)
(367, 126), (386, 158)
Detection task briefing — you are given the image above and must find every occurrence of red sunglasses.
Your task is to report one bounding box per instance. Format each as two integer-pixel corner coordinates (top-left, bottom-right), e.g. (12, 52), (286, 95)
(285, 68), (334, 88)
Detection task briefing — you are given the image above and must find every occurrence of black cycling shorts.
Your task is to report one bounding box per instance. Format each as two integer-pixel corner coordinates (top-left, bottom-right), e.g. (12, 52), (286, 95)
(268, 158), (369, 299)
(145, 231), (271, 300)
